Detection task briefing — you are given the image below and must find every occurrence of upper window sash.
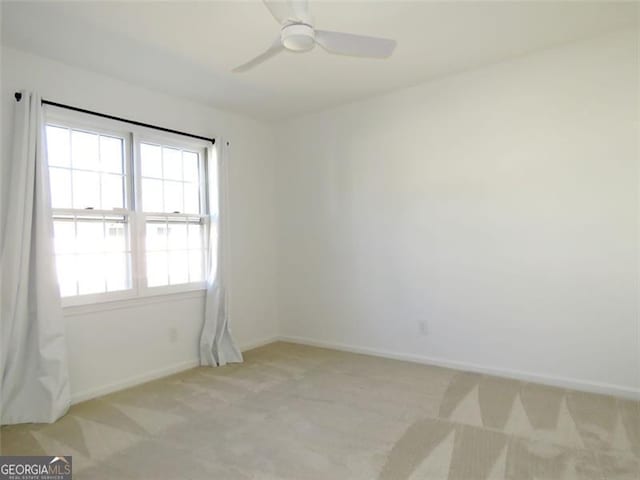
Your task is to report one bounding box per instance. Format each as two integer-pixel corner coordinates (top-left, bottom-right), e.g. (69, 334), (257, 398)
(45, 109), (133, 214)
(134, 133), (208, 218)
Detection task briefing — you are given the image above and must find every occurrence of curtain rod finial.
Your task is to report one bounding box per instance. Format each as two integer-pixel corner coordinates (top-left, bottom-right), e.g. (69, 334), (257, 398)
(14, 92), (22, 102)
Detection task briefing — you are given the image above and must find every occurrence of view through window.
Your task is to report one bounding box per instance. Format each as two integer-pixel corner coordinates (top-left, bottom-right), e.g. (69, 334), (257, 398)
(45, 114), (213, 305)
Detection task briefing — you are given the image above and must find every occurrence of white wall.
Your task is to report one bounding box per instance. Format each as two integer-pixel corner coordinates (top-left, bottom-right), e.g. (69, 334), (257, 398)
(1, 47), (279, 402)
(274, 30), (640, 397)
(2, 28), (638, 403)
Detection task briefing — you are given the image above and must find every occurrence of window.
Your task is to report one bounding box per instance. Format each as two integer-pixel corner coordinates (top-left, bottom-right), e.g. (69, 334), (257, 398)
(138, 142), (206, 288)
(45, 110), (213, 306)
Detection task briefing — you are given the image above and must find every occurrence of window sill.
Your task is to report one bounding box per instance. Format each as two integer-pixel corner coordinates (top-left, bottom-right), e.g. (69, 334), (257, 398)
(62, 289), (206, 317)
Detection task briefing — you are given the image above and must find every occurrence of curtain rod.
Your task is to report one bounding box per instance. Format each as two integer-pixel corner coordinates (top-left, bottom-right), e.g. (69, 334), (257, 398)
(14, 92), (215, 145)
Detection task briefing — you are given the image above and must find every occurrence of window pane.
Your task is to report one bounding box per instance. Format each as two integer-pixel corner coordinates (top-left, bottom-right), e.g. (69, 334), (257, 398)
(54, 216), (130, 298)
(73, 170), (100, 209)
(54, 220), (75, 254)
(163, 147), (182, 180)
(77, 253), (105, 294)
(72, 130), (99, 171)
(46, 126), (70, 167)
(141, 143), (162, 178)
(164, 181), (183, 213)
(188, 250), (203, 282)
(183, 152), (199, 183)
(49, 167), (72, 208)
(168, 250), (188, 285)
(56, 255), (78, 297)
(100, 136), (123, 174)
(147, 251), (168, 287)
(105, 221), (127, 252)
(142, 178), (163, 212)
(101, 174), (124, 210)
(76, 220), (104, 253)
(183, 183), (200, 214)
(188, 223), (203, 250)
(168, 223), (187, 250)
(105, 253), (129, 292)
(56, 254), (77, 297)
(146, 222), (167, 251)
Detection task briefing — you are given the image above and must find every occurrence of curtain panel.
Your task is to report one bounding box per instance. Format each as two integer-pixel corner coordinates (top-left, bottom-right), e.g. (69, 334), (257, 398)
(199, 142), (243, 367)
(1, 91), (71, 424)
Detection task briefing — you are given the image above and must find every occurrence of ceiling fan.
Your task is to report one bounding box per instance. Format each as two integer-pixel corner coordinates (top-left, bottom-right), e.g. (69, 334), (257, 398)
(233, 0), (396, 72)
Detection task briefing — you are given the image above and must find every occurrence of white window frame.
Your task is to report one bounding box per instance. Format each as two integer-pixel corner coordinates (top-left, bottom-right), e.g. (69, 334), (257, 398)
(133, 130), (209, 297)
(45, 106), (212, 307)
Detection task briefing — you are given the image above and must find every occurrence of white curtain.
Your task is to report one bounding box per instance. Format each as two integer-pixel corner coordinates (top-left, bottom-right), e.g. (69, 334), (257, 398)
(199, 141), (243, 367)
(1, 91), (71, 424)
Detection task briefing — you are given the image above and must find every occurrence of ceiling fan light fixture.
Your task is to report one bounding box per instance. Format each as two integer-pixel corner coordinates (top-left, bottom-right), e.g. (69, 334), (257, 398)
(281, 23), (315, 52)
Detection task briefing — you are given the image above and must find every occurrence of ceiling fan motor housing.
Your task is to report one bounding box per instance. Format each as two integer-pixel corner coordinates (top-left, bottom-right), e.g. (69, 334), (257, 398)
(281, 23), (315, 52)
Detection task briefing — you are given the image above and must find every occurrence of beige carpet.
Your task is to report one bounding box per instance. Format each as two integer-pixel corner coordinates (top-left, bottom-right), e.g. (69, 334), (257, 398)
(1, 342), (638, 479)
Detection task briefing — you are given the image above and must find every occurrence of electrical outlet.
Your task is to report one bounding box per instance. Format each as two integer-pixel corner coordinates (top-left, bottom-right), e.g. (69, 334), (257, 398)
(419, 321), (428, 336)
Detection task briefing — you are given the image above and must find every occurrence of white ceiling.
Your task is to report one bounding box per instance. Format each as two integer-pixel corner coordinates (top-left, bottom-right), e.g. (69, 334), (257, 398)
(2, 1), (637, 120)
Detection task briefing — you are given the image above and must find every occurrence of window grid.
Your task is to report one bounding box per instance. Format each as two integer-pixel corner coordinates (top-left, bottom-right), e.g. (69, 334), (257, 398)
(45, 114), (211, 305)
(49, 167), (126, 211)
(53, 214), (132, 297)
(47, 126), (126, 211)
(140, 143), (201, 215)
(144, 218), (205, 287)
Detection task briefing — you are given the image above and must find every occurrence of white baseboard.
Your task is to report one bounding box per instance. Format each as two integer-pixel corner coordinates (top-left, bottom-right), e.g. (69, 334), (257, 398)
(238, 335), (280, 352)
(70, 333), (639, 404)
(71, 335), (280, 404)
(277, 335), (640, 400)
(71, 358), (200, 404)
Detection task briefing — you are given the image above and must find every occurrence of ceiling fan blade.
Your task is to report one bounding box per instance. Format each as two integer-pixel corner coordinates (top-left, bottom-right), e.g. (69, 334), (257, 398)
(233, 38), (284, 73)
(262, 0), (293, 24)
(315, 30), (396, 58)
(290, 0), (312, 24)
